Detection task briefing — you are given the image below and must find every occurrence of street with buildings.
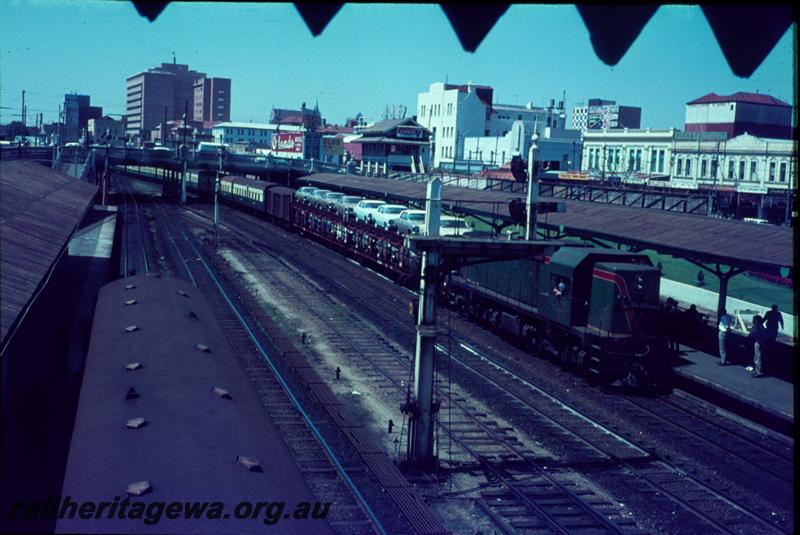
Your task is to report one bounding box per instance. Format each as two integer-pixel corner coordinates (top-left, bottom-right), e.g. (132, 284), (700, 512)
(3, 59), (795, 224)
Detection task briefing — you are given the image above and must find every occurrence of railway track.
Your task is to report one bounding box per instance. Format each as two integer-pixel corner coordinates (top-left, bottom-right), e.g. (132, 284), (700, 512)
(119, 189), (392, 534)
(207, 223), (640, 534)
(187, 202), (792, 534)
(114, 175), (150, 277)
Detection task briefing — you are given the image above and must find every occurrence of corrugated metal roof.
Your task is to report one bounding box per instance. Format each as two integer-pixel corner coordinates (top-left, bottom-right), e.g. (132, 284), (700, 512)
(300, 173), (793, 274)
(1, 160), (98, 347)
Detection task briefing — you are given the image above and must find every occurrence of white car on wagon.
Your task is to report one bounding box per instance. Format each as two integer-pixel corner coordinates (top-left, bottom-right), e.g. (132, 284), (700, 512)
(393, 209), (427, 234)
(438, 215), (472, 237)
(353, 199), (387, 223)
(372, 204), (408, 229)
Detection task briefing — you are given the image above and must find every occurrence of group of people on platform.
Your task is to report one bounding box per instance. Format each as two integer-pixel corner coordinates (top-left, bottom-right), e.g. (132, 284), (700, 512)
(717, 304), (784, 378)
(660, 299), (786, 378)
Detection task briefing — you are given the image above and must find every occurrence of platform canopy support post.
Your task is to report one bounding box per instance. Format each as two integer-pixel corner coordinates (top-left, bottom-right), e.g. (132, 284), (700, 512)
(407, 178), (442, 470)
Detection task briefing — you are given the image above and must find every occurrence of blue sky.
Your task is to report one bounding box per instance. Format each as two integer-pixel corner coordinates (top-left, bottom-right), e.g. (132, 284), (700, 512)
(1, 2), (795, 128)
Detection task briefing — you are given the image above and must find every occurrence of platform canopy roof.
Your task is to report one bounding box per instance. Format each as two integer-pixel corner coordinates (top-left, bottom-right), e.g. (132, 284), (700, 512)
(0, 160), (98, 348)
(130, 4), (794, 78)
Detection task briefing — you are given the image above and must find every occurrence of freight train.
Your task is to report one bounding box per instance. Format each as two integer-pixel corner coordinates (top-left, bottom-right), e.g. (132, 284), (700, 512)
(126, 171), (669, 386)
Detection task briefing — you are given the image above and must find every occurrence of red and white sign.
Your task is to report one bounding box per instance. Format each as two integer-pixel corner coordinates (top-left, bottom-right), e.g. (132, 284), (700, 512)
(271, 132), (303, 153)
(396, 126), (424, 139)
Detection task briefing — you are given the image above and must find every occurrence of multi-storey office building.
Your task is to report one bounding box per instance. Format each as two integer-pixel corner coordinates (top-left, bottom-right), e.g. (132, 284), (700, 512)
(126, 61), (230, 142)
(193, 77), (231, 124)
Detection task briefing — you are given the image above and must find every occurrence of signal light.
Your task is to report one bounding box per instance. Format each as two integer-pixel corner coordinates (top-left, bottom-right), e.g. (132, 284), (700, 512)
(508, 198), (526, 224)
(510, 156), (527, 182)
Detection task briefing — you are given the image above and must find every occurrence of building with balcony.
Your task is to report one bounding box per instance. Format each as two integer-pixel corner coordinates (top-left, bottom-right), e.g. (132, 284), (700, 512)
(684, 92), (792, 140)
(580, 127), (794, 221)
(671, 131), (794, 221)
(581, 128), (676, 182)
(416, 81), (566, 168)
(348, 118), (431, 172)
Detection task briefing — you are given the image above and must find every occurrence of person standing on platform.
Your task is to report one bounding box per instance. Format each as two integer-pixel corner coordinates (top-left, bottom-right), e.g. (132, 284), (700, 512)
(764, 305), (784, 342)
(717, 309), (733, 365)
(747, 315), (767, 377)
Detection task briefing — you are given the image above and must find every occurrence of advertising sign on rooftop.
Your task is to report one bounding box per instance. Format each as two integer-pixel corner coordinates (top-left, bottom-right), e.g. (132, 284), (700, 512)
(272, 132), (303, 153)
(396, 126), (424, 139)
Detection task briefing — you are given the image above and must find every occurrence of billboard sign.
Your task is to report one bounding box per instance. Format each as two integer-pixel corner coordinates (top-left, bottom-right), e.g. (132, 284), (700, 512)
(587, 105), (620, 129)
(396, 126), (424, 139)
(322, 136), (343, 156)
(271, 132), (303, 153)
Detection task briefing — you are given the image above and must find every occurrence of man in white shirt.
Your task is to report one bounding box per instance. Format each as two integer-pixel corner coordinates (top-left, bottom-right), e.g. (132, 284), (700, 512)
(718, 309), (733, 365)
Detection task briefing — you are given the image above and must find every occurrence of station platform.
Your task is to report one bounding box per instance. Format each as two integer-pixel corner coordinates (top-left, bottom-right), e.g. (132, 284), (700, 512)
(671, 346), (794, 437)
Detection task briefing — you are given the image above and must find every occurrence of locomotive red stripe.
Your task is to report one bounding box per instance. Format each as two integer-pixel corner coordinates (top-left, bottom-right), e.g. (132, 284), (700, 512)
(592, 268), (635, 332)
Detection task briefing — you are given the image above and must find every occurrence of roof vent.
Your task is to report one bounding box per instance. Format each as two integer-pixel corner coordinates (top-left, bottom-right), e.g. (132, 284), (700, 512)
(177, 290), (189, 297)
(236, 456), (263, 472)
(126, 480), (153, 496)
(126, 417), (147, 429)
(196, 344), (212, 353)
(125, 325), (139, 333)
(125, 299), (137, 306)
(125, 284), (136, 290)
(126, 362), (143, 371)
(126, 387), (140, 400)
(212, 386), (232, 400)
(188, 311), (198, 320)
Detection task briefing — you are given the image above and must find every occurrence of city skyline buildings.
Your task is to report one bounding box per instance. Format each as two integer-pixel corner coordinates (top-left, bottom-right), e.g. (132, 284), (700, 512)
(1, 3), (795, 132)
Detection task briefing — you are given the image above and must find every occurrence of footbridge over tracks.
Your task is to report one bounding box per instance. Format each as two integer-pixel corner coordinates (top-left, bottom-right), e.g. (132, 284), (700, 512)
(55, 144), (346, 179)
(297, 173), (794, 320)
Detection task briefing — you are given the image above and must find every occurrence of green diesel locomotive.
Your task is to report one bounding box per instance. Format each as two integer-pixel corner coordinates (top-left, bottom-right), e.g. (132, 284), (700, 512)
(445, 243), (669, 386)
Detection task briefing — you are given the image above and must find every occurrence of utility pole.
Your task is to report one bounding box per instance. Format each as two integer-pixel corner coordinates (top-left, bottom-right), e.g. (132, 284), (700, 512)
(21, 90), (26, 128)
(406, 178), (442, 469)
(213, 147), (223, 248)
(525, 128), (540, 240)
(181, 99), (188, 204)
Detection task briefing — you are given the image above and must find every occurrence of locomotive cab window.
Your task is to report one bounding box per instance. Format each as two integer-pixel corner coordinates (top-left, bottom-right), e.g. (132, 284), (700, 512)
(552, 276), (568, 298)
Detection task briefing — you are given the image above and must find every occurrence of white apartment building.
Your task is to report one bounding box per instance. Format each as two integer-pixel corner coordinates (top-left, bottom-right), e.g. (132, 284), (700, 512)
(416, 82), (566, 168)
